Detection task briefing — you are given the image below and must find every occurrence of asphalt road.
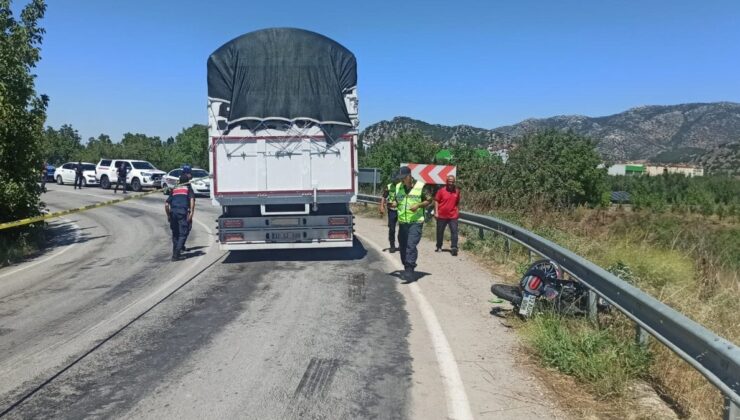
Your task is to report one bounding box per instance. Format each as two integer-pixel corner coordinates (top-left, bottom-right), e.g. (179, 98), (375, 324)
(0, 185), (415, 419)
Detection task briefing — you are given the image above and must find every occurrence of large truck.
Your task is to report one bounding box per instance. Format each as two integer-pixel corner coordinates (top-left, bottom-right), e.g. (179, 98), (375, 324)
(207, 28), (358, 250)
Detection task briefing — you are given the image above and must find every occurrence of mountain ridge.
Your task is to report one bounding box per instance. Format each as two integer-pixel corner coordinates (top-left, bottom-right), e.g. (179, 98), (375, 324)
(360, 102), (740, 165)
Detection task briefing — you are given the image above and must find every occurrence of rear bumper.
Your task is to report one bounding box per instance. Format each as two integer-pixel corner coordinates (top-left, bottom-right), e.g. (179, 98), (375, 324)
(217, 213), (354, 250)
(219, 240), (352, 251)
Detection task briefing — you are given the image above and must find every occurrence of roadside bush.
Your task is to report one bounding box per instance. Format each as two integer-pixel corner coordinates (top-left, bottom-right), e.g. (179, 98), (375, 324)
(500, 130), (609, 209)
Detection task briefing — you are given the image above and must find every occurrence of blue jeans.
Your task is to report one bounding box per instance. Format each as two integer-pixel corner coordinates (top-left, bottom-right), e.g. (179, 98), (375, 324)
(398, 222), (423, 270)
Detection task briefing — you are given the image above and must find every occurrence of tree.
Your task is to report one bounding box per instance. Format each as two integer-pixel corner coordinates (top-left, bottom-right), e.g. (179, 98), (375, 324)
(42, 124), (82, 165)
(172, 124), (208, 170)
(120, 132), (165, 168)
(447, 145), (503, 192)
(78, 133), (119, 163)
(500, 130), (608, 208)
(360, 130), (439, 185)
(0, 0), (48, 225)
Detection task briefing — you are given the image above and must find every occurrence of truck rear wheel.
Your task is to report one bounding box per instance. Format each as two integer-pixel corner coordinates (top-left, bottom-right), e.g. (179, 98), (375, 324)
(100, 176), (110, 189)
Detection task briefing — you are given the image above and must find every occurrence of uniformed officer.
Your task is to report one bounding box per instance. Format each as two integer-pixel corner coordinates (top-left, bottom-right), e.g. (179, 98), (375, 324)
(180, 164), (194, 251)
(394, 166), (433, 282)
(165, 174), (195, 261)
(379, 177), (399, 252)
(182, 164), (192, 181)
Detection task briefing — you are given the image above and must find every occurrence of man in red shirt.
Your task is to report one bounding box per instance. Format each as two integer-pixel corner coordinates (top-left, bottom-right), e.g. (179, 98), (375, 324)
(434, 175), (461, 256)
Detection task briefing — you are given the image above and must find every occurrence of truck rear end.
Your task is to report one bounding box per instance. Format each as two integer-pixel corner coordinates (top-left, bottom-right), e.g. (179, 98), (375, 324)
(206, 28), (358, 250)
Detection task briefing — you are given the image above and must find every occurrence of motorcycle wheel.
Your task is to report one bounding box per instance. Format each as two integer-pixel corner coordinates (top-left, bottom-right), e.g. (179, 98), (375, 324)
(529, 259), (563, 280)
(491, 284), (522, 306)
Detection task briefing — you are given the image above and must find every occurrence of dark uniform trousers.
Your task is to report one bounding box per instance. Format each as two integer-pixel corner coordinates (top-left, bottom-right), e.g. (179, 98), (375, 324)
(387, 208), (398, 248)
(398, 222), (423, 270)
(114, 175), (127, 192)
(74, 173), (84, 189)
(170, 209), (189, 256)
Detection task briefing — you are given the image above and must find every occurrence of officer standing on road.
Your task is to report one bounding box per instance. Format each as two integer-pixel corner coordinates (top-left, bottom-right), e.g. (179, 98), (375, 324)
(113, 162), (129, 194)
(182, 164), (193, 181)
(379, 177), (399, 252)
(165, 174), (195, 261)
(180, 164), (194, 252)
(394, 166), (433, 282)
(74, 161), (84, 189)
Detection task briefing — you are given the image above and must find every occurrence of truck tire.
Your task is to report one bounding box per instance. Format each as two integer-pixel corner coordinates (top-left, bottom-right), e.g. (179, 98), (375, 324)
(131, 178), (142, 192)
(100, 176), (110, 189)
(56, 175), (64, 185)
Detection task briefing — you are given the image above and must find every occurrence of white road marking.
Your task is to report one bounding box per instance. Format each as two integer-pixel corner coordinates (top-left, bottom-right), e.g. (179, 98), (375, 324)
(356, 233), (474, 420)
(0, 218), (80, 280)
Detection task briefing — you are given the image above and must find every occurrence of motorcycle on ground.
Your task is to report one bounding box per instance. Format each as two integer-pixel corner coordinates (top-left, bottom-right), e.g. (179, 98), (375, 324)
(491, 259), (609, 318)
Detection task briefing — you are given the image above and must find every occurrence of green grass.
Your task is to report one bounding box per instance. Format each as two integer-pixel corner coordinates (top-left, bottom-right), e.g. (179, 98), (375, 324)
(521, 313), (651, 398)
(596, 242), (695, 290)
(0, 225), (45, 268)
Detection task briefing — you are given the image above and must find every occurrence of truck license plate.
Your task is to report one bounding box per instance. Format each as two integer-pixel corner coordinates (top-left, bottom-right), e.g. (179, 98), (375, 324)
(519, 294), (536, 317)
(269, 231), (302, 241)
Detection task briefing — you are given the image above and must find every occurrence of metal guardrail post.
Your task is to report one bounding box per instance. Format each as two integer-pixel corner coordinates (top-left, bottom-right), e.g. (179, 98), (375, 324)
(528, 250), (533, 263)
(478, 227), (484, 240)
(504, 238), (510, 261)
(725, 396), (739, 420)
(635, 324), (649, 348)
(587, 290), (598, 325)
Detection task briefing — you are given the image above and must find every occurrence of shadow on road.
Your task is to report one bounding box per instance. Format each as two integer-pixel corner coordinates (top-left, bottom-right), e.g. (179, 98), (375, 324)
(222, 238), (368, 264)
(44, 221), (101, 247)
(3, 221), (107, 268)
(389, 270), (430, 284)
(181, 250), (206, 260)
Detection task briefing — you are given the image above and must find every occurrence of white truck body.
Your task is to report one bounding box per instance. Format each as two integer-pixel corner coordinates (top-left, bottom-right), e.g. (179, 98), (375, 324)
(208, 91), (359, 251)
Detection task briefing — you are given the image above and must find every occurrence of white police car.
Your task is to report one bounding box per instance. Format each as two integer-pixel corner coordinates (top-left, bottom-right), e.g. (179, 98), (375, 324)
(162, 168), (210, 196)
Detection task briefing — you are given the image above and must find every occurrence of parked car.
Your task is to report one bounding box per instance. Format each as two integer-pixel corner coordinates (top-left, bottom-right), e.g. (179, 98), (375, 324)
(55, 162), (98, 186)
(95, 159), (165, 192)
(162, 168), (210, 196)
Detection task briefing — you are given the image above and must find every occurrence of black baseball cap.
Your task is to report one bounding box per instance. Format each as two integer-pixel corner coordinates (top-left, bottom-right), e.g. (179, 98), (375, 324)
(395, 166), (411, 180)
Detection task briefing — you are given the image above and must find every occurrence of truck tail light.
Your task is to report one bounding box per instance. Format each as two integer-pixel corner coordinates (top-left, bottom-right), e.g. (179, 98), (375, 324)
(328, 230), (349, 240)
(222, 219), (243, 228)
(223, 233), (244, 242)
(328, 216), (349, 226)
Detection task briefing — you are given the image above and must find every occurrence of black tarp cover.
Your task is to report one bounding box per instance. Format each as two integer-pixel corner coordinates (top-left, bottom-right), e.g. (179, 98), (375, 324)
(207, 28), (357, 133)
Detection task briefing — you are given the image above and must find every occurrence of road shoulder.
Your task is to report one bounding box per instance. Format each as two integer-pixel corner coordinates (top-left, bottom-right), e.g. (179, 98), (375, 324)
(355, 214), (563, 419)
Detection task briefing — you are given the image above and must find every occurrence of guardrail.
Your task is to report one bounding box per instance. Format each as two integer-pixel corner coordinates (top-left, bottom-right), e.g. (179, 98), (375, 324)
(357, 194), (740, 419)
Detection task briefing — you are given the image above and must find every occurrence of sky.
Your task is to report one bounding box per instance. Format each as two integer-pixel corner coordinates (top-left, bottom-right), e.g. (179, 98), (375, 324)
(19, 0), (740, 142)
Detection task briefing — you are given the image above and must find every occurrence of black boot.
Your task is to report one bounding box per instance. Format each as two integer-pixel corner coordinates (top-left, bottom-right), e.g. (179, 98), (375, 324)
(401, 267), (414, 282)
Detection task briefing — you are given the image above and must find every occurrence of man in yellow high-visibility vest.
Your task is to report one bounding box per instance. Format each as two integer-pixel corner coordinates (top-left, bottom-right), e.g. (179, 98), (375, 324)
(394, 166), (433, 282)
